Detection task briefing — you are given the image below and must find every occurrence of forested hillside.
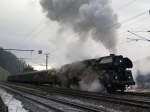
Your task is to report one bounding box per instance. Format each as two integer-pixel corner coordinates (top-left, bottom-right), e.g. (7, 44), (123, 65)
(0, 47), (28, 74)
(0, 66), (10, 80)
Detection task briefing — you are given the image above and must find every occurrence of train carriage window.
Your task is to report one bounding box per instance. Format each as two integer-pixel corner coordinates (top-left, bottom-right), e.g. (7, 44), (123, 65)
(100, 57), (113, 64)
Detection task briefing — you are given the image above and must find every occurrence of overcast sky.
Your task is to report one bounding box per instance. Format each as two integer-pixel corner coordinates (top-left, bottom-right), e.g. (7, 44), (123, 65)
(0, 0), (150, 70)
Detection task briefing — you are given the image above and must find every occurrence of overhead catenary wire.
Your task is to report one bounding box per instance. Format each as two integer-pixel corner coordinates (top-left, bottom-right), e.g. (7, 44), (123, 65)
(117, 30), (150, 46)
(127, 30), (150, 32)
(1, 49), (35, 52)
(137, 25), (150, 32)
(127, 30), (150, 42)
(26, 17), (47, 39)
(17, 58), (32, 60)
(24, 2), (149, 40)
(105, 10), (150, 31)
(119, 10), (150, 42)
(117, 9), (150, 43)
(22, 1), (149, 45)
(121, 10), (149, 25)
(116, 0), (137, 12)
(121, 20), (150, 40)
(30, 24), (49, 39)
(128, 30), (149, 40)
(121, 12), (150, 29)
(126, 38), (143, 42)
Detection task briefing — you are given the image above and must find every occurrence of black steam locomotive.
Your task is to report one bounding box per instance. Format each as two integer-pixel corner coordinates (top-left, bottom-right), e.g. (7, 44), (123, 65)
(7, 54), (135, 92)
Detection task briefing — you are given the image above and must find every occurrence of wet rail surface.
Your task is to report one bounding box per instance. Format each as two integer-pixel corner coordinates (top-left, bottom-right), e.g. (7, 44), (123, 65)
(0, 82), (109, 112)
(0, 84), (66, 112)
(114, 91), (150, 97)
(1, 82), (150, 110)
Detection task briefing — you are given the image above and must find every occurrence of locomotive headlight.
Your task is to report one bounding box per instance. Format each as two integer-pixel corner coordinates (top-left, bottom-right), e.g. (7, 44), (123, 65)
(119, 60), (122, 63)
(115, 76), (118, 80)
(128, 76), (131, 79)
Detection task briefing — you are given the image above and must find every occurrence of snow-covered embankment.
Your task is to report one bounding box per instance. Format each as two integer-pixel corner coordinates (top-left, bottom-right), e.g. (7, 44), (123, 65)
(0, 88), (28, 112)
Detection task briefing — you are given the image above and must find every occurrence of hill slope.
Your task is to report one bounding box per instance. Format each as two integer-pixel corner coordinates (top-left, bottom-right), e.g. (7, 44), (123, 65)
(0, 66), (11, 81)
(0, 48), (28, 74)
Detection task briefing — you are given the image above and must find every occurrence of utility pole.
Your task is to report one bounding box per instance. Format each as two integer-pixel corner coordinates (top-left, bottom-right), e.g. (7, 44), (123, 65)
(45, 53), (49, 70)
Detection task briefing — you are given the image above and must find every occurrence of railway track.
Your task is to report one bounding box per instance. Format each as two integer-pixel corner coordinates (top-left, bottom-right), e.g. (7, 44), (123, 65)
(0, 82), (108, 112)
(40, 86), (150, 109)
(0, 84), (67, 112)
(14, 83), (150, 109)
(1, 82), (150, 110)
(116, 91), (150, 97)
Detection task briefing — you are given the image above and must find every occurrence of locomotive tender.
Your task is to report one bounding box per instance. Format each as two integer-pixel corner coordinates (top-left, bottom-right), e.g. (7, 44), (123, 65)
(7, 54), (135, 92)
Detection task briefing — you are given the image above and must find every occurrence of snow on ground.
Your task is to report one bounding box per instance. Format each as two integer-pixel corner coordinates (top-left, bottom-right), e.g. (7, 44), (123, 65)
(0, 88), (28, 112)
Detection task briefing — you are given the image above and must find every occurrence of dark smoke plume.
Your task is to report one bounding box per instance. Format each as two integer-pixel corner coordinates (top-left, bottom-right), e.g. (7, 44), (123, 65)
(40, 0), (120, 52)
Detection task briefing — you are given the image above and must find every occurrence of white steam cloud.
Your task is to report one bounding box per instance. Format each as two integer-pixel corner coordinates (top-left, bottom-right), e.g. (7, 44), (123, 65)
(57, 62), (106, 92)
(133, 57), (150, 78)
(40, 0), (120, 53)
(40, 0), (120, 92)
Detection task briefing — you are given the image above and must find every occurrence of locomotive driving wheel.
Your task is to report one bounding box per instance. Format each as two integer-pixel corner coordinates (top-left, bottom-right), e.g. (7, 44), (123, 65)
(120, 85), (125, 92)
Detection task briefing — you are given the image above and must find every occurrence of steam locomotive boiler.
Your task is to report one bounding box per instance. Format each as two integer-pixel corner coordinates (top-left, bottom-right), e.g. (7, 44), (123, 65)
(7, 54), (135, 92)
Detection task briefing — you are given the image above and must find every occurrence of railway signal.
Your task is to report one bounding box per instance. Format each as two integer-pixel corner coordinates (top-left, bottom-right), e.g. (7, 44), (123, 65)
(38, 50), (42, 54)
(1, 48), (43, 55)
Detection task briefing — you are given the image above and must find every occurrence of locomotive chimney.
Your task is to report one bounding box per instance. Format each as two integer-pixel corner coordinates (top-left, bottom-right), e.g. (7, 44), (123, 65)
(110, 54), (115, 56)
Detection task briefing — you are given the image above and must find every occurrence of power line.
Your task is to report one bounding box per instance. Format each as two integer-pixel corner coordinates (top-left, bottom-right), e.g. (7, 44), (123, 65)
(121, 12), (150, 29)
(127, 37), (143, 42)
(118, 10), (150, 39)
(30, 24), (49, 38)
(127, 30), (150, 42)
(26, 17), (46, 39)
(2, 49), (34, 52)
(127, 30), (150, 32)
(128, 30), (149, 40)
(1, 48), (44, 54)
(17, 58), (32, 60)
(105, 10), (150, 30)
(121, 10), (149, 25)
(117, 0), (137, 12)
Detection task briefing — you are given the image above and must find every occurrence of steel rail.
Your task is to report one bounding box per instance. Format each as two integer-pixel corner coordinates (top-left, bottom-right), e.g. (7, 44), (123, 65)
(0, 83), (107, 112)
(43, 87), (150, 109)
(3, 82), (150, 109)
(124, 91), (150, 97)
(0, 84), (65, 112)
